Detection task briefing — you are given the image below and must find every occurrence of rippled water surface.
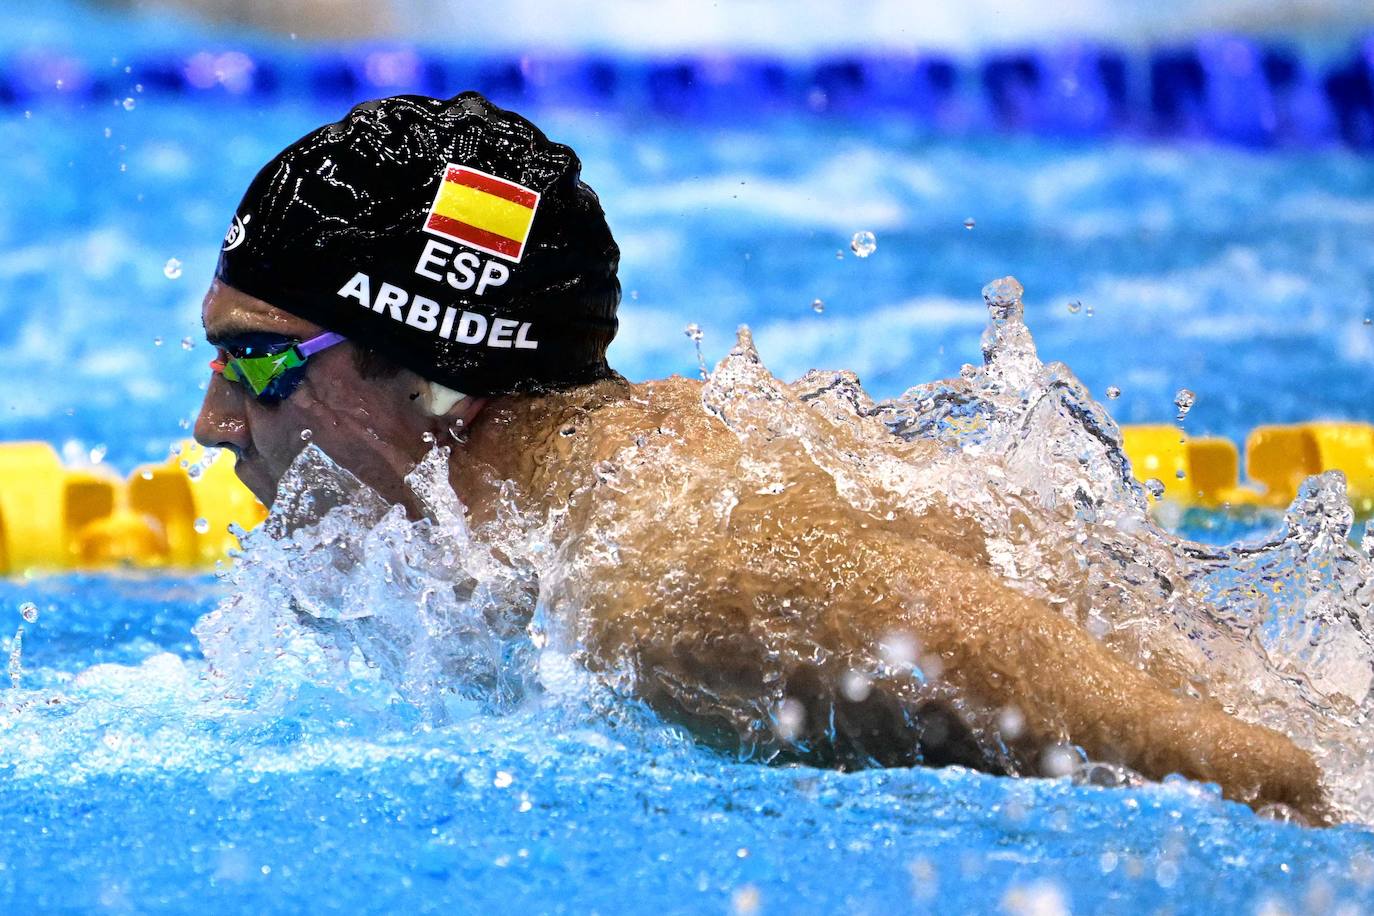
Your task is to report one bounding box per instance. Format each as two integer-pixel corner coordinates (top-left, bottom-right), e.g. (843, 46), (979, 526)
(1, 568), (1373, 913)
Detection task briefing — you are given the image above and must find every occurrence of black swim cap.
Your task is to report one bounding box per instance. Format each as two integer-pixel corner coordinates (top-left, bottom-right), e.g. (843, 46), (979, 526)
(216, 92), (620, 397)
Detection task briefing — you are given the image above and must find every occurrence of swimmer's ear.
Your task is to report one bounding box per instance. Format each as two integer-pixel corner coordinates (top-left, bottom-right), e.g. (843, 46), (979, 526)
(421, 382), (487, 438)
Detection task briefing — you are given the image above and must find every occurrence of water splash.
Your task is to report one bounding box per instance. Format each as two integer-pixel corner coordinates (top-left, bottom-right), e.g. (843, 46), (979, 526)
(194, 446), (547, 722)
(1175, 388), (1196, 422)
(191, 275), (1374, 820)
(8, 626), (23, 688)
(684, 322), (708, 380)
(807, 277), (1373, 817)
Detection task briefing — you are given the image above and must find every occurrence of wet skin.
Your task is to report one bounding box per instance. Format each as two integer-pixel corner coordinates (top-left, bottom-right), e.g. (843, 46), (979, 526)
(195, 281), (1332, 824)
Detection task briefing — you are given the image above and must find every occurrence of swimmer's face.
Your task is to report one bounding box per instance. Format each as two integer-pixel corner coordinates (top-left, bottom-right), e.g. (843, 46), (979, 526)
(193, 281), (442, 510)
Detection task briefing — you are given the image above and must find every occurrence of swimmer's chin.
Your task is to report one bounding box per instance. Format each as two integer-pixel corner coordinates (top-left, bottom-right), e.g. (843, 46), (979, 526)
(233, 462), (278, 509)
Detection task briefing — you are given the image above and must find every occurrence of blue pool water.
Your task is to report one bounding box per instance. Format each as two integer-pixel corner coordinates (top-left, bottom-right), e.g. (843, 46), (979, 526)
(1, 572), (1373, 913)
(5, 6), (1374, 914)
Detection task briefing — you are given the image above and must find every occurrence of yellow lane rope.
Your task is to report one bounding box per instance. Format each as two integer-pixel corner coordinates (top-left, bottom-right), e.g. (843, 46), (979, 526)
(0, 440), (264, 575)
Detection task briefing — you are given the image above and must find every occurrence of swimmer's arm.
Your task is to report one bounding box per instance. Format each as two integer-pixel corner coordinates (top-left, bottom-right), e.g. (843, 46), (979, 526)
(880, 547), (1330, 822)
(575, 509), (1327, 821)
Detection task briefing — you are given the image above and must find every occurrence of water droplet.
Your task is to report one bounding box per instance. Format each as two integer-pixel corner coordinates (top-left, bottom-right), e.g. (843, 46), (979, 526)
(187, 464), (203, 480)
(1106, 385), (1121, 399)
(194, 518), (210, 534)
(152, 337), (163, 347)
(493, 771), (514, 788)
(163, 258), (183, 280)
(839, 670), (871, 702)
(996, 706), (1026, 740)
(683, 324), (707, 379)
(1067, 300), (1082, 314)
(181, 337), (194, 350)
(299, 429), (313, 441)
(421, 431), (436, 445)
(1145, 478), (1166, 500)
(834, 249), (845, 260)
(811, 298), (825, 314)
(1040, 743), (1079, 778)
(1364, 317), (1372, 326)
(773, 697), (808, 741)
(18, 603), (38, 623)
(962, 217), (976, 230)
(103, 127), (112, 139)
(1175, 469), (1187, 480)
(1085, 304), (1095, 317)
(88, 444), (107, 464)
(849, 230), (877, 258)
(122, 97), (135, 111)
(879, 632), (918, 669)
(1174, 388), (1196, 421)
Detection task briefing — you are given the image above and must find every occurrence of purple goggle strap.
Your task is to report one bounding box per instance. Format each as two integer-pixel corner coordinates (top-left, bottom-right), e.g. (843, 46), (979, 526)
(297, 331), (346, 357)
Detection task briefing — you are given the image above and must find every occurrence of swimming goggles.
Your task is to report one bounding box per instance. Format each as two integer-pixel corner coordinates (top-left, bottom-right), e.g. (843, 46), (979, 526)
(210, 331), (346, 405)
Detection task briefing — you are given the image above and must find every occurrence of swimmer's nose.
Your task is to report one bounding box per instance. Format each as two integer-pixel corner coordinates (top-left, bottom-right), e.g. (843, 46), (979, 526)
(194, 375), (251, 459)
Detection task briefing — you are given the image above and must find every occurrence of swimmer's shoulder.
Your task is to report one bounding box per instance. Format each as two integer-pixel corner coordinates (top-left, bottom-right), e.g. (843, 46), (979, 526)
(618, 375), (735, 445)
(546, 374), (728, 473)
(569, 374), (707, 434)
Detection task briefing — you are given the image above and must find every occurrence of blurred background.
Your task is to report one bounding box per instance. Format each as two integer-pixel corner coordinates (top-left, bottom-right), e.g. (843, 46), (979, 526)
(2, 5), (1374, 911)
(73, 0), (1374, 48)
(1, 0), (1372, 470)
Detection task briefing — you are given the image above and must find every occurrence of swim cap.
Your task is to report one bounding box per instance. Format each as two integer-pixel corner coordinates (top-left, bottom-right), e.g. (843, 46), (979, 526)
(215, 92), (620, 397)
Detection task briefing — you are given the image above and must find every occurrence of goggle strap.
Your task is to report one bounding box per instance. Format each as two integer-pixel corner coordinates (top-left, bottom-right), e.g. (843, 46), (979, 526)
(297, 331), (347, 358)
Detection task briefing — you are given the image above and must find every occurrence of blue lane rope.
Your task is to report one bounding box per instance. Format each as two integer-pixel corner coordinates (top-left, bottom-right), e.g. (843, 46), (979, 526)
(2, 35), (1372, 150)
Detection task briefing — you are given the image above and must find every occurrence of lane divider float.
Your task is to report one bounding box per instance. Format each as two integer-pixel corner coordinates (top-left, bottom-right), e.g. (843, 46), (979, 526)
(3, 35), (1372, 152)
(1124, 422), (1374, 513)
(0, 440), (264, 576)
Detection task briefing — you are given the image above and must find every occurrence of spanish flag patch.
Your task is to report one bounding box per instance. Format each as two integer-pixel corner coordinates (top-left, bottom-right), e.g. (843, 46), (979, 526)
(423, 165), (541, 263)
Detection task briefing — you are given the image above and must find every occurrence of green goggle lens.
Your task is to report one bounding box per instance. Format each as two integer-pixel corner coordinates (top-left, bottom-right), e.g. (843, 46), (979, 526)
(212, 331), (346, 404)
(222, 348), (305, 396)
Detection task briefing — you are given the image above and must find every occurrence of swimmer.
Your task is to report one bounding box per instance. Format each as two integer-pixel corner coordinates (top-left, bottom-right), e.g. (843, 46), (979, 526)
(194, 92), (1329, 823)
